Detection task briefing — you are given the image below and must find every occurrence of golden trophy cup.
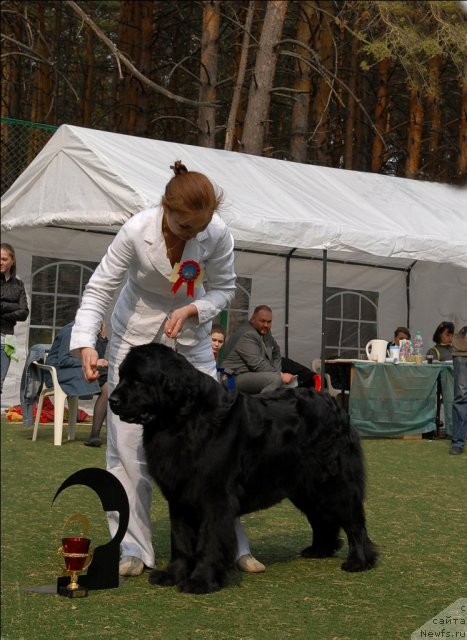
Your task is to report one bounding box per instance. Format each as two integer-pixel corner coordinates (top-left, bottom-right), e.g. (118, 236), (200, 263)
(57, 514), (93, 598)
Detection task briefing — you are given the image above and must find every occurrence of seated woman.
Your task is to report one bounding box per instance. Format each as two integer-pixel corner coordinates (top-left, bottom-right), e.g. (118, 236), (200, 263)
(45, 321), (108, 446)
(210, 323), (226, 362)
(426, 321), (454, 361)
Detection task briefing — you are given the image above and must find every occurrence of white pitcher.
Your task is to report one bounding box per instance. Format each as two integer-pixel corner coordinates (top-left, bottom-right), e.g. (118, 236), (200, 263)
(365, 339), (388, 363)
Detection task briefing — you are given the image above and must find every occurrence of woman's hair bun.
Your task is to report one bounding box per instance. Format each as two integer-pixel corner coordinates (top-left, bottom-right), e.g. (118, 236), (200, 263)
(170, 160), (188, 176)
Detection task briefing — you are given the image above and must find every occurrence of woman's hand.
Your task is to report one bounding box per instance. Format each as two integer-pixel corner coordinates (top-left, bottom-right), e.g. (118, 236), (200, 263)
(164, 304), (198, 339)
(80, 347), (100, 382)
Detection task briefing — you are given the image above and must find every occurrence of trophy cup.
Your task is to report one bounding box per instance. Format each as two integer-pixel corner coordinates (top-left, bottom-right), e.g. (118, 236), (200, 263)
(57, 514), (93, 598)
(53, 467), (130, 593)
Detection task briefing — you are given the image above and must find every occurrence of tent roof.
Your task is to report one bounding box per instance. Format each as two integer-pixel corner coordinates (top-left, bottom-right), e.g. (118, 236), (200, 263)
(2, 124), (466, 269)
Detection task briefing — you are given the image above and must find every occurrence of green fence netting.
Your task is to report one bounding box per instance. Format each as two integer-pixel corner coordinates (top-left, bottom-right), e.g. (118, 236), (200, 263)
(1, 118), (58, 195)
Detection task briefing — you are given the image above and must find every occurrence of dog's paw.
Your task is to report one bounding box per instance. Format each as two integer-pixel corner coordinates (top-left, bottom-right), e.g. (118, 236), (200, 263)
(178, 576), (221, 594)
(341, 560), (367, 572)
(341, 557), (375, 572)
(341, 541), (378, 572)
(301, 539), (343, 558)
(148, 569), (176, 586)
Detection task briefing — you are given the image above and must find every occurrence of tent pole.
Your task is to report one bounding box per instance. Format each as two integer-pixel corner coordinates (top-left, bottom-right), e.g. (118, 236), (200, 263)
(284, 248), (296, 358)
(320, 249), (328, 389)
(405, 261), (416, 329)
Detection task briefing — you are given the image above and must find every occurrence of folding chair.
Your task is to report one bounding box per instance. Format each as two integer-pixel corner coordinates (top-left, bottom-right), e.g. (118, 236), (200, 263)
(31, 362), (79, 446)
(311, 359), (343, 402)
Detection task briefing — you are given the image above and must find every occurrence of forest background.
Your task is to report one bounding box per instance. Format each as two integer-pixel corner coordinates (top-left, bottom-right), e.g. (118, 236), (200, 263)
(1, 0), (466, 190)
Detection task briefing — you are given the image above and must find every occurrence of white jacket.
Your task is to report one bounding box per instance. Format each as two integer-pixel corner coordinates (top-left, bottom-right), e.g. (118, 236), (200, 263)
(70, 207), (236, 351)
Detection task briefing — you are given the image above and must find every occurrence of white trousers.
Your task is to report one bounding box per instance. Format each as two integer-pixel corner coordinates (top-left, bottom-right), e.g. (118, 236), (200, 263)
(106, 333), (251, 568)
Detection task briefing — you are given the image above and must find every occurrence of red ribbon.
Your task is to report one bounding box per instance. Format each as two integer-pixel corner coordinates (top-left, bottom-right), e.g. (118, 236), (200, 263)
(171, 260), (201, 297)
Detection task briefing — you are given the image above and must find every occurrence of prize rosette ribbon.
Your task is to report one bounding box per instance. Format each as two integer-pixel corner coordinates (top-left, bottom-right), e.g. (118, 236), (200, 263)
(171, 260), (202, 297)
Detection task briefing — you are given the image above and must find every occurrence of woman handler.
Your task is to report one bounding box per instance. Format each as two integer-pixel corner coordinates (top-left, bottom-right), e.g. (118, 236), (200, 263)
(70, 162), (264, 576)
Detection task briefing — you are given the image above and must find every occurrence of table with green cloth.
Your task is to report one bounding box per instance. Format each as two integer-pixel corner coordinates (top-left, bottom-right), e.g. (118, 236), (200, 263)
(349, 362), (454, 437)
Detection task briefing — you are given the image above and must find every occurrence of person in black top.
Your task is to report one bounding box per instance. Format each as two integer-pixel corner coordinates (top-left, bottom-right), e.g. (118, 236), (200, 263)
(426, 321), (454, 361)
(1, 243), (29, 393)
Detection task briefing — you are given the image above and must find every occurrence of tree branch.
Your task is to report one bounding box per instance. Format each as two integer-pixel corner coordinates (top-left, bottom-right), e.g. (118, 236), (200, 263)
(281, 46), (387, 148)
(1, 33), (80, 103)
(64, 0), (220, 109)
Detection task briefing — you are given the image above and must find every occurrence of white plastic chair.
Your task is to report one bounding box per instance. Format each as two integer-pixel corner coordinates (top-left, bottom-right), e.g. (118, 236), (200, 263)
(31, 362), (79, 446)
(312, 359), (342, 401)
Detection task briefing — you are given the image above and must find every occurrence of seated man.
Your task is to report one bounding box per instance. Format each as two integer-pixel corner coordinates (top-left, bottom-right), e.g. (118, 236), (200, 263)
(281, 356), (316, 388)
(222, 305), (296, 394)
(388, 326), (411, 348)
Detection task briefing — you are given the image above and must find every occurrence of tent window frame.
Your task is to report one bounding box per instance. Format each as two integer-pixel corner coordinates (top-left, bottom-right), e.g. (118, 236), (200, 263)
(28, 257), (98, 349)
(325, 288), (378, 358)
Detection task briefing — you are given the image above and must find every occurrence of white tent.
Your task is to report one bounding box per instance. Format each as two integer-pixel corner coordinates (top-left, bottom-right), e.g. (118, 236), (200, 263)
(2, 124), (467, 408)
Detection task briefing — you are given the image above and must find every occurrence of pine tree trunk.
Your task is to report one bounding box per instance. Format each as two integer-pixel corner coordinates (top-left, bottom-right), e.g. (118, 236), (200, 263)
(113, 1), (133, 132)
(34, 2), (54, 124)
(29, 3), (53, 162)
(427, 56), (441, 162)
(405, 85), (424, 178)
(371, 58), (389, 173)
(343, 29), (359, 169)
(241, 0), (289, 156)
(458, 60), (467, 180)
(198, 0), (221, 148)
(135, 0), (153, 137)
(82, 13), (95, 126)
(289, 0), (315, 163)
(332, 18), (346, 167)
(1, 7), (22, 119)
(126, 1), (141, 135)
(311, 1), (334, 166)
(224, 0), (255, 151)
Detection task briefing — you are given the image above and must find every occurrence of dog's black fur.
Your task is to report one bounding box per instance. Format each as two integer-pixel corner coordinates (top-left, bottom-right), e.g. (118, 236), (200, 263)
(109, 343), (377, 594)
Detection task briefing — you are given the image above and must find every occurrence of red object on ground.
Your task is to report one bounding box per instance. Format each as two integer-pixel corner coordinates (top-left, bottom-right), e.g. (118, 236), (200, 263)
(5, 397), (90, 423)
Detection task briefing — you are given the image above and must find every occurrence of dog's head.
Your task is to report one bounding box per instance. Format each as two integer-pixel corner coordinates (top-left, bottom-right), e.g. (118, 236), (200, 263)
(108, 342), (221, 425)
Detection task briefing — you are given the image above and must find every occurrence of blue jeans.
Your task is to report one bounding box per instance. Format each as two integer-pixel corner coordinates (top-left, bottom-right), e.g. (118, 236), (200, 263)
(1, 345), (11, 394)
(451, 356), (467, 451)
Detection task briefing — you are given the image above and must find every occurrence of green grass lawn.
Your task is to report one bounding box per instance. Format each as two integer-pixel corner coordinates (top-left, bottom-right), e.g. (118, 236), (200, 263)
(1, 419), (466, 640)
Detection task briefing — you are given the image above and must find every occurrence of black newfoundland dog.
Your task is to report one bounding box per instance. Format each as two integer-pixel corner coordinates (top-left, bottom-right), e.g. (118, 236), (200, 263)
(109, 343), (377, 594)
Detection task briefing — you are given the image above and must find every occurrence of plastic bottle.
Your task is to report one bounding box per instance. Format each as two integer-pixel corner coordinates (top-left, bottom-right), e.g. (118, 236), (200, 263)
(413, 330), (423, 356)
(399, 339), (407, 362)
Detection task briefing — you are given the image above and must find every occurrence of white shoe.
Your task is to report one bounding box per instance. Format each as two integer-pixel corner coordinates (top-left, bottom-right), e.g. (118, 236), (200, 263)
(119, 556), (144, 576)
(237, 554), (266, 573)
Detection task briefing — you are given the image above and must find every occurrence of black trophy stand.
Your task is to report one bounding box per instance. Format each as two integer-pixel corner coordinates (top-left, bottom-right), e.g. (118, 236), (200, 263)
(53, 467), (129, 594)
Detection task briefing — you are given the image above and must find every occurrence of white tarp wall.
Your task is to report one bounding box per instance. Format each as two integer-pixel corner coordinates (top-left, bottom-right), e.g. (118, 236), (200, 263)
(3, 226), (465, 411)
(233, 251), (467, 360)
(234, 250), (409, 358)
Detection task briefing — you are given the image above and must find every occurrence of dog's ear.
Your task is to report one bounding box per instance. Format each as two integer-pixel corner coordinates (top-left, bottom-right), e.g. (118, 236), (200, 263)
(129, 343), (227, 415)
(143, 357), (200, 414)
(195, 370), (237, 413)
